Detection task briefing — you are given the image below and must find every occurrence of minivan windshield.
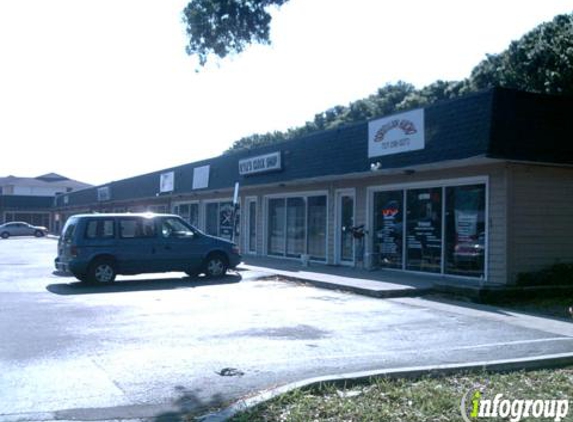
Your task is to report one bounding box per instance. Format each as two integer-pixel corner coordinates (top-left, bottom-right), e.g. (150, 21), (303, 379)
(160, 217), (195, 238)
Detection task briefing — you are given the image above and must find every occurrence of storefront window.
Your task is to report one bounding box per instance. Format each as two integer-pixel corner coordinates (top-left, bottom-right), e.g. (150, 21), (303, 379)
(174, 204), (189, 221)
(248, 200), (257, 253)
(286, 197), (306, 257)
(5, 212), (50, 230)
(206, 201), (235, 240)
(445, 184), (486, 277)
(189, 204), (199, 227)
(307, 196), (327, 260)
(406, 188), (442, 273)
(373, 191), (403, 269)
(266, 195), (327, 260)
(206, 203), (219, 236)
(268, 198), (286, 256)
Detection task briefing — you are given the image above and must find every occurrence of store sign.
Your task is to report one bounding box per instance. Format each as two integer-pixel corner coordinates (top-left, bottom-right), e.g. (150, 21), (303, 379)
(239, 152), (281, 176)
(192, 165), (210, 190)
(97, 186), (111, 202)
(160, 171), (174, 193)
(368, 109), (425, 158)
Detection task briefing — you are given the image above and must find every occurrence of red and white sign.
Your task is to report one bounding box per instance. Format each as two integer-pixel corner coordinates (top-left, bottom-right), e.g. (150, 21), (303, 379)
(368, 109), (425, 158)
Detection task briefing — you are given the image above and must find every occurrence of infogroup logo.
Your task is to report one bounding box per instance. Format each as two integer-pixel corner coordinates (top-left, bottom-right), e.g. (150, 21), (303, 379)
(461, 389), (569, 422)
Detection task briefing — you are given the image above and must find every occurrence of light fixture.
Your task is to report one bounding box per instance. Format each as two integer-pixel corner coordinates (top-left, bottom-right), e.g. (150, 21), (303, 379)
(370, 162), (381, 171)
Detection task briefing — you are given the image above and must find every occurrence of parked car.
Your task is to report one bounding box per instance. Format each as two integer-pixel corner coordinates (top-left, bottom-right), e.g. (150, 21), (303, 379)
(0, 221), (49, 239)
(54, 213), (241, 283)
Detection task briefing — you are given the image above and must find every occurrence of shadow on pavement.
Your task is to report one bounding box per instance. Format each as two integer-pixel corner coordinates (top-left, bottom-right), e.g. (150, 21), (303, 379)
(421, 294), (573, 323)
(151, 386), (228, 422)
(46, 274), (242, 295)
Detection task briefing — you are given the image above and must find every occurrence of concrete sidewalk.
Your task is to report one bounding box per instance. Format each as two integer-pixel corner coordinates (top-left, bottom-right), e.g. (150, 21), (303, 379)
(238, 256), (438, 298)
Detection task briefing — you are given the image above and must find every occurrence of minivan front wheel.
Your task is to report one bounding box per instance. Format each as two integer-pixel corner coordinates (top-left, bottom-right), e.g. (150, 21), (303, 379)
(1, 232), (9, 239)
(204, 254), (228, 278)
(88, 258), (117, 283)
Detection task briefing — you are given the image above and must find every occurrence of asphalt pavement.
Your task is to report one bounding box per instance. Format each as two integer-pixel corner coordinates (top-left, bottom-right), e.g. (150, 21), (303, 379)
(0, 238), (572, 421)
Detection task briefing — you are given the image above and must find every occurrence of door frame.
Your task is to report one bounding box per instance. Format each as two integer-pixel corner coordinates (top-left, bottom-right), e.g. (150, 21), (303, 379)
(334, 188), (356, 266)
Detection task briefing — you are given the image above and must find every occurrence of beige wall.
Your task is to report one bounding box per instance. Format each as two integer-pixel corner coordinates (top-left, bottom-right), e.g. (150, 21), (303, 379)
(507, 164), (573, 283)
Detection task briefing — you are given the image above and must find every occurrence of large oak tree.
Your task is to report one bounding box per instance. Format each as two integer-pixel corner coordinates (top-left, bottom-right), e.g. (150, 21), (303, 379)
(183, 0), (289, 65)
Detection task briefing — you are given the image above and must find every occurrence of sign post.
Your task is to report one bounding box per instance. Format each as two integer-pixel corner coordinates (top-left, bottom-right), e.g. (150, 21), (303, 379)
(231, 182), (239, 243)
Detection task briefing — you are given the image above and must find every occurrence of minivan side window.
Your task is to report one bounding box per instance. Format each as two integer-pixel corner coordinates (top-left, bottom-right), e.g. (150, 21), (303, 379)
(160, 217), (194, 238)
(119, 218), (156, 239)
(85, 219), (115, 239)
(62, 222), (76, 242)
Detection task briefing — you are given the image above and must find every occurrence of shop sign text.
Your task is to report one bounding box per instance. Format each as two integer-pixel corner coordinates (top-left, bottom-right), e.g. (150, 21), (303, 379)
(239, 152), (282, 176)
(368, 109), (425, 158)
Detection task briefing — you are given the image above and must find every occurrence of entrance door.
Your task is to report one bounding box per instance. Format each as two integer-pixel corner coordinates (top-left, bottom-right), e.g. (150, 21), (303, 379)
(335, 190), (355, 265)
(246, 198), (257, 254)
(406, 187), (443, 273)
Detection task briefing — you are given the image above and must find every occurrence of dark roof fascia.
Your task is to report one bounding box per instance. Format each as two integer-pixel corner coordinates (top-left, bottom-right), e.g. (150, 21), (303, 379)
(487, 88), (573, 164)
(57, 87), (573, 209)
(55, 90), (497, 208)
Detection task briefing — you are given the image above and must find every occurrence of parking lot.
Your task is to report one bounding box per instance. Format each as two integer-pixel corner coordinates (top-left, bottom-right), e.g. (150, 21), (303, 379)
(1, 238), (572, 421)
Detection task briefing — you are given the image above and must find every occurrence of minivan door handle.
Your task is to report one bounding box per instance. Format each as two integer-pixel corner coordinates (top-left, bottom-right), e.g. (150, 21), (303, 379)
(164, 245), (172, 250)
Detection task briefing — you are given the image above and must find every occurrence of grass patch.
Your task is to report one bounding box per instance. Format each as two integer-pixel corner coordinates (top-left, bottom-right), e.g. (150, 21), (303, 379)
(502, 297), (572, 319)
(229, 368), (573, 422)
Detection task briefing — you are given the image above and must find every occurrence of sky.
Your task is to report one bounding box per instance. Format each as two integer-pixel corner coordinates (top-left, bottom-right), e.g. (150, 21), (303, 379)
(1, 0), (571, 186)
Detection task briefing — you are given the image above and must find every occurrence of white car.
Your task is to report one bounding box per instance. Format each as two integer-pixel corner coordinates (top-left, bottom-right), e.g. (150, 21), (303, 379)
(0, 222), (49, 239)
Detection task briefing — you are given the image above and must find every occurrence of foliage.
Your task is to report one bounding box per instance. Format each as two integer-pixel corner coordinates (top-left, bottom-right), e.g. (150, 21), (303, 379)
(517, 262), (573, 287)
(181, 5), (573, 152)
(226, 81), (416, 153)
(182, 0), (289, 66)
(469, 14), (573, 95)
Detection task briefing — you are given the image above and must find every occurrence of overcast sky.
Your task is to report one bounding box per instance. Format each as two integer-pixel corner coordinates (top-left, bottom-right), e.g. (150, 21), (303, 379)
(1, 0), (571, 186)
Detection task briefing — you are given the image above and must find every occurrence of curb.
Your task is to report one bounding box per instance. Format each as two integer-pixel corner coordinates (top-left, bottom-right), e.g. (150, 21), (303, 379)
(243, 270), (433, 299)
(278, 274), (434, 299)
(198, 352), (573, 421)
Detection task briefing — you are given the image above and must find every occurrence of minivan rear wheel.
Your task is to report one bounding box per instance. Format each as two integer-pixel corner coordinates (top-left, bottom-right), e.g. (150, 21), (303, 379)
(87, 258), (117, 283)
(204, 253), (228, 278)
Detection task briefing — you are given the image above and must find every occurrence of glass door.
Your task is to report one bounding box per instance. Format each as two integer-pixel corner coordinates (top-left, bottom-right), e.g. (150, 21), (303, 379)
(406, 188), (443, 273)
(336, 190), (355, 265)
(247, 198), (257, 254)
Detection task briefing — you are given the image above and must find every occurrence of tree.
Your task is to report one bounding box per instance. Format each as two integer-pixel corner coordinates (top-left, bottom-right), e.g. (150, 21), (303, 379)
(468, 14), (573, 95)
(214, 11), (573, 153)
(224, 82), (416, 153)
(397, 80), (467, 110)
(183, 0), (289, 65)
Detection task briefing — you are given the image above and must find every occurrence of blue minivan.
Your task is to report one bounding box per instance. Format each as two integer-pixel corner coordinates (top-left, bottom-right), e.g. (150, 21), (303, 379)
(55, 213), (241, 283)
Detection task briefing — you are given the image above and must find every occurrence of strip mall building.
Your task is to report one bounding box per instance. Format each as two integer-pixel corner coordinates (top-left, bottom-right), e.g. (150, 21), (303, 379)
(53, 88), (573, 286)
